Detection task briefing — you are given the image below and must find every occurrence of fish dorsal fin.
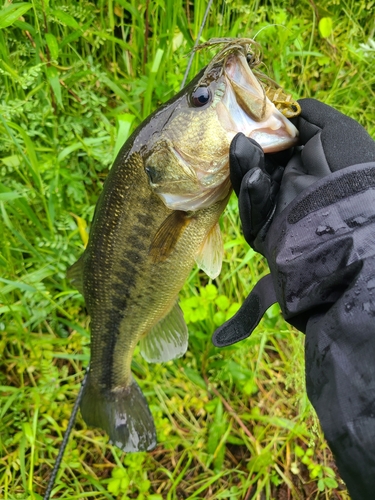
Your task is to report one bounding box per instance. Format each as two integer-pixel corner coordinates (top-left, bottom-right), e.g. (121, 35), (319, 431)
(140, 302), (188, 363)
(195, 223), (223, 279)
(149, 210), (191, 263)
(67, 255), (85, 294)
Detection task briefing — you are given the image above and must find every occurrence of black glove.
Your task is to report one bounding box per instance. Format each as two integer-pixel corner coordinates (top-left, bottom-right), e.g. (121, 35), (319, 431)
(230, 98), (375, 254)
(213, 99), (375, 346)
(213, 99), (375, 500)
(228, 134), (287, 251)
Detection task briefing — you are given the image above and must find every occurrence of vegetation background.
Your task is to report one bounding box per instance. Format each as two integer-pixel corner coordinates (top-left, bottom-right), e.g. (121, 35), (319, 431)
(1, 0), (374, 498)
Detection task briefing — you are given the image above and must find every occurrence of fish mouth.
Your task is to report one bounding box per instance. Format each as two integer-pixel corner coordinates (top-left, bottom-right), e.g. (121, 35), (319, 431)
(219, 50), (298, 152)
(146, 40), (299, 213)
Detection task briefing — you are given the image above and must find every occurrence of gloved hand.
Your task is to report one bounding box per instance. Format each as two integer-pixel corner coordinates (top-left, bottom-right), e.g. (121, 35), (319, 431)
(213, 98), (375, 500)
(214, 98), (375, 347)
(228, 134), (286, 251)
(230, 98), (375, 254)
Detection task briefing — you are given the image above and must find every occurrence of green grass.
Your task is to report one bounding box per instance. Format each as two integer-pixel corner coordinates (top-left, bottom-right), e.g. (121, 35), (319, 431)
(1, 0), (374, 498)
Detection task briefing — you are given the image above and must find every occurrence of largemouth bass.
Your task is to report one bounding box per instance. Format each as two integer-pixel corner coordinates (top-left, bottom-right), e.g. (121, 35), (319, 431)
(68, 38), (299, 452)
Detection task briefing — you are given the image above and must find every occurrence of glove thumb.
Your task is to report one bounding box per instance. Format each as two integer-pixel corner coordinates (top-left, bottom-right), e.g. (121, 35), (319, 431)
(239, 167), (279, 251)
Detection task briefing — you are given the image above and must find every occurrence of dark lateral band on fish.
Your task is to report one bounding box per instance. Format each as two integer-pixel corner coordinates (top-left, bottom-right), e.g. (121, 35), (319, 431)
(68, 37), (300, 452)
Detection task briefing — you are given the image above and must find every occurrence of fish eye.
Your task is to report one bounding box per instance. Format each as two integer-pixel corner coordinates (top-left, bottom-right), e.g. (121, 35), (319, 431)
(190, 86), (211, 107)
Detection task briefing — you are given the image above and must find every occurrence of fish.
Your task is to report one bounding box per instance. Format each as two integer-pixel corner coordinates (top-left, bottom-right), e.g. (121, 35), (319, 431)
(68, 38), (299, 452)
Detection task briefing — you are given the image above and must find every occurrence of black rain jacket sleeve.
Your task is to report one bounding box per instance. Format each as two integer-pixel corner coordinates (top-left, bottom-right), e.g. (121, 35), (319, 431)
(212, 99), (375, 498)
(264, 161), (375, 499)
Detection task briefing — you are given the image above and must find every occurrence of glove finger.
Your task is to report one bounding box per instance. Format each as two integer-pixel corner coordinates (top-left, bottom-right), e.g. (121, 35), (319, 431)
(229, 133), (265, 196)
(263, 147), (294, 177)
(268, 164), (284, 185)
(275, 150), (322, 215)
(296, 98), (375, 172)
(238, 167), (275, 246)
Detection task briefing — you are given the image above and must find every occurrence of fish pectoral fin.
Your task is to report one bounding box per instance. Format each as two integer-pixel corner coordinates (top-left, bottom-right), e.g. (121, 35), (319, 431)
(149, 210), (192, 263)
(67, 255), (85, 294)
(195, 223), (223, 280)
(140, 301), (188, 363)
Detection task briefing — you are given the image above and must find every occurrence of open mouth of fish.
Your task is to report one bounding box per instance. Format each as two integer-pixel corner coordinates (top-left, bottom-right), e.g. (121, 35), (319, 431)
(219, 50), (298, 152)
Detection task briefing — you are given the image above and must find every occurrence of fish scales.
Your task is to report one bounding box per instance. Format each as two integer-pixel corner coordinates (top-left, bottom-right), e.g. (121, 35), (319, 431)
(85, 151), (227, 389)
(68, 38), (300, 452)
(76, 139), (230, 450)
(75, 157), (166, 449)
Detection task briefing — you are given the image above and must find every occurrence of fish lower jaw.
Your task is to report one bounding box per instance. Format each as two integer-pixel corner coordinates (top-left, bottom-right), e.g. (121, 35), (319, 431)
(226, 126), (298, 153)
(250, 127), (298, 152)
(239, 111), (298, 152)
(219, 97), (298, 153)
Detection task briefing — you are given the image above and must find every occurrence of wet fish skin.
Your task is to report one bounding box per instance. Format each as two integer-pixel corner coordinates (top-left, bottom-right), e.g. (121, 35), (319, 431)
(72, 110), (231, 450)
(69, 39), (299, 452)
(75, 147), (230, 451)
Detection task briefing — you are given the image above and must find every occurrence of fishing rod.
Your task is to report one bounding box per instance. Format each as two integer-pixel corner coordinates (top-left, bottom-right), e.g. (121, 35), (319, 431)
(180, 0), (214, 90)
(43, 2), (213, 498)
(43, 370), (88, 500)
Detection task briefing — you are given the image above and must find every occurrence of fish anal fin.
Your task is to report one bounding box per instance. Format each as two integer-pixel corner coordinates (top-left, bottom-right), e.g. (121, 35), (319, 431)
(149, 211), (191, 263)
(195, 223), (223, 279)
(67, 255), (85, 294)
(140, 302), (188, 363)
(80, 374), (157, 452)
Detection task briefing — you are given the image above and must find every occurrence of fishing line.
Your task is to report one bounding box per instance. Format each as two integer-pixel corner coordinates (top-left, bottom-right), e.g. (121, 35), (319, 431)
(252, 23), (286, 40)
(180, 0), (214, 89)
(43, 369), (88, 500)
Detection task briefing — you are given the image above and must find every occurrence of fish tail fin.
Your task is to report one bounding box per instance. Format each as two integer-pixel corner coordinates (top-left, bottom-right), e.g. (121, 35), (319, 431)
(80, 374), (157, 452)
